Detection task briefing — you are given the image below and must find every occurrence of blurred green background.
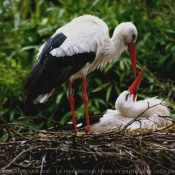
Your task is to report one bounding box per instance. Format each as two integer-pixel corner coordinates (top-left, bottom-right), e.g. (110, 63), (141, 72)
(0, 0), (175, 129)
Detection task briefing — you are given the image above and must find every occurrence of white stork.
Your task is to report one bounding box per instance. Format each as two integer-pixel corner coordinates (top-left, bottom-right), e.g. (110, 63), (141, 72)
(23, 15), (138, 133)
(62, 67), (172, 133)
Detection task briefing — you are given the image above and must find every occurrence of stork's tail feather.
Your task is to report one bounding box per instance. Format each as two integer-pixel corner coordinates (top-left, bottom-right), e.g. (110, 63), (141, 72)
(23, 61), (46, 105)
(23, 61), (50, 115)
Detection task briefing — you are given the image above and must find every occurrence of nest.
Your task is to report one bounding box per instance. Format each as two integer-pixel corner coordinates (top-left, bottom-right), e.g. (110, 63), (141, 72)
(0, 116), (175, 175)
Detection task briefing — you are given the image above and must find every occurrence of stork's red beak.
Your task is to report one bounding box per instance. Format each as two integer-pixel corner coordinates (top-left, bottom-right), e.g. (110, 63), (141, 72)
(128, 42), (137, 77)
(128, 67), (146, 100)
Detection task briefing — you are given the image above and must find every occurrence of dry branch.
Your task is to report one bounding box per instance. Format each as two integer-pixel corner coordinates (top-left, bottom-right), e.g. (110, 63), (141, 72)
(0, 114), (175, 175)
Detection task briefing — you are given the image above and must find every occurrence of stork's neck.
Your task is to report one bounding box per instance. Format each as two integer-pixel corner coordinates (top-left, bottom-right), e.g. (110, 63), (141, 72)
(88, 35), (125, 73)
(106, 36), (125, 53)
(116, 97), (170, 118)
(96, 36), (125, 68)
(120, 101), (149, 118)
(104, 34), (125, 57)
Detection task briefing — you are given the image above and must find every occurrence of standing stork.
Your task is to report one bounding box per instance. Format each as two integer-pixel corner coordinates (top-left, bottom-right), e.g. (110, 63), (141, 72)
(61, 67), (172, 133)
(23, 15), (138, 133)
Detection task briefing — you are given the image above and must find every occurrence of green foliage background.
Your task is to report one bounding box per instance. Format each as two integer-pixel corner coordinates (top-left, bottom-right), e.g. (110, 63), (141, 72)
(0, 0), (175, 129)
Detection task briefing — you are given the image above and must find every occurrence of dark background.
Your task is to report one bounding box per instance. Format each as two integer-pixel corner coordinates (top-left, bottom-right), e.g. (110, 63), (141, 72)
(0, 0), (175, 129)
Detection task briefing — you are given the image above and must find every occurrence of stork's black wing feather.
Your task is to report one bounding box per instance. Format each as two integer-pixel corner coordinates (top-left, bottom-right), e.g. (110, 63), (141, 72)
(58, 113), (104, 131)
(39, 32), (67, 61)
(23, 32), (96, 105)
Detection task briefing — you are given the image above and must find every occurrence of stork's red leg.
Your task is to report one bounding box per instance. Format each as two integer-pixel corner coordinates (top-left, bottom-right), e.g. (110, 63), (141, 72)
(68, 79), (77, 131)
(82, 76), (91, 133)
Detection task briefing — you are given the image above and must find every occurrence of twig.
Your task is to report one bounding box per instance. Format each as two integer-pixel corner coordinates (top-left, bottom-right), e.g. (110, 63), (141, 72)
(119, 101), (163, 132)
(137, 0), (175, 20)
(159, 28), (175, 42)
(165, 1), (175, 15)
(2, 145), (44, 170)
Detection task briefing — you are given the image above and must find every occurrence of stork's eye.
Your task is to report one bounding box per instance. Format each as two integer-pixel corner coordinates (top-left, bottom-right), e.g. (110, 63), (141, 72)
(132, 34), (135, 42)
(125, 93), (129, 101)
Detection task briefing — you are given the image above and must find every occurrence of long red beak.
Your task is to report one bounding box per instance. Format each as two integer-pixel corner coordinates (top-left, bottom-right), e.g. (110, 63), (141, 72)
(128, 42), (137, 77)
(128, 67), (146, 100)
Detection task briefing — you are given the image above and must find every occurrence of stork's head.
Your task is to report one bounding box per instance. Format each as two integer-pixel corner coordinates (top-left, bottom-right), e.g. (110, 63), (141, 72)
(115, 67), (145, 117)
(114, 22), (138, 77)
(114, 22), (137, 43)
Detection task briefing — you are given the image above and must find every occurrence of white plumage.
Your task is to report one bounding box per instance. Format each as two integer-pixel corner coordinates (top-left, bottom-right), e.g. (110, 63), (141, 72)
(37, 15), (137, 84)
(58, 67), (172, 133)
(90, 92), (171, 133)
(25, 15), (137, 103)
(23, 14), (138, 132)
